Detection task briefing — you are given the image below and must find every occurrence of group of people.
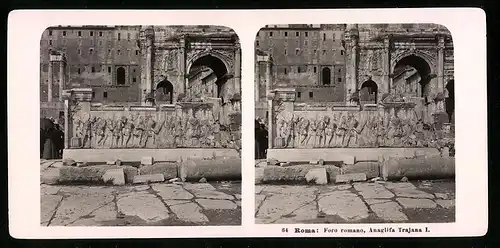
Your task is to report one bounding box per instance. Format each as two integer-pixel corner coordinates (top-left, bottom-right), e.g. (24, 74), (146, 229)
(40, 117), (64, 159)
(254, 118), (268, 159)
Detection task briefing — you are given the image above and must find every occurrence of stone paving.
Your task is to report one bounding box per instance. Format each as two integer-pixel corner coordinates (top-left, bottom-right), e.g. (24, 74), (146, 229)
(41, 181), (241, 226)
(255, 180), (455, 224)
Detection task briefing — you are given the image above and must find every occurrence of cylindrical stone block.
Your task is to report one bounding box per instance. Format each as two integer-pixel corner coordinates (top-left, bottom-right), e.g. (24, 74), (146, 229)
(179, 158), (241, 182)
(385, 157), (455, 180)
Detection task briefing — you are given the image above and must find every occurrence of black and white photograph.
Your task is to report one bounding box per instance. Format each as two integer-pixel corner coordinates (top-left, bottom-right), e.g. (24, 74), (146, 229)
(39, 25), (242, 226)
(254, 24), (456, 224)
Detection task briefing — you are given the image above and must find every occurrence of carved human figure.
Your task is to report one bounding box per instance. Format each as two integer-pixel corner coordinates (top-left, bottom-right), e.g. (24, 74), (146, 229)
(122, 115), (135, 148)
(82, 116), (96, 148)
(174, 115), (184, 148)
(283, 116), (293, 148)
(317, 116), (327, 148)
(95, 117), (107, 147)
(336, 115), (348, 148)
(111, 118), (122, 148)
(212, 119), (221, 148)
(327, 115), (338, 147)
(307, 118), (318, 148)
(143, 116), (157, 148)
(133, 116), (145, 148)
(298, 118), (309, 147)
(288, 115), (300, 148)
(102, 117), (114, 148)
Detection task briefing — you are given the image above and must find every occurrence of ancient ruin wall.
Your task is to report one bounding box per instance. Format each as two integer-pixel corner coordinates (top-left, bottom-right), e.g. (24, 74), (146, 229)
(69, 102), (241, 150)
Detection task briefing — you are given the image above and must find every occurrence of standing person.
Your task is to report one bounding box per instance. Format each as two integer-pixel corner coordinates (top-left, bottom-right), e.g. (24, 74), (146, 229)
(255, 119), (262, 159)
(42, 122), (58, 159)
(259, 122), (268, 159)
(53, 122), (64, 158)
(40, 128), (45, 158)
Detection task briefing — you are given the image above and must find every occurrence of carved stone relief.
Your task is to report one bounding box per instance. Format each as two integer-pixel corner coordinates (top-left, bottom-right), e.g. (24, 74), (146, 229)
(273, 107), (453, 149)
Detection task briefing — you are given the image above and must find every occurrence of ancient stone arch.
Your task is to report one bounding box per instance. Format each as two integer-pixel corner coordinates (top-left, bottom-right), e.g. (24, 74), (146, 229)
(390, 49), (437, 75)
(186, 50), (233, 76)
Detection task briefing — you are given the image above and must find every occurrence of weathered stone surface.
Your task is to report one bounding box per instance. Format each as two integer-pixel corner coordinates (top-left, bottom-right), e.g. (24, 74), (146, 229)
(50, 190), (114, 226)
(365, 198), (392, 205)
(274, 202), (318, 224)
(280, 162), (291, 167)
(151, 184), (194, 200)
(261, 185), (318, 195)
(133, 174), (165, 184)
(436, 199), (454, 208)
(141, 156), (154, 166)
(336, 173), (367, 183)
(106, 160), (116, 165)
(255, 167), (264, 184)
(342, 162), (380, 179)
(256, 193), (316, 223)
(179, 158), (241, 181)
(68, 202), (117, 226)
(305, 168), (328, 185)
(385, 157), (455, 180)
(441, 147), (450, 158)
(318, 159), (325, 165)
(170, 202), (209, 223)
(391, 187), (435, 199)
(255, 160), (267, 168)
(255, 195), (266, 210)
(318, 190), (369, 221)
(327, 184), (352, 191)
(59, 165), (137, 184)
(354, 183), (394, 199)
(343, 155), (355, 165)
(41, 185), (60, 195)
(370, 202), (408, 222)
(435, 193), (449, 199)
(139, 162), (178, 180)
(396, 198), (437, 209)
(183, 183), (234, 200)
(102, 168), (125, 185)
(62, 158), (76, 166)
(165, 200), (191, 206)
(198, 177), (207, 183)
(41, 168), (60, 185)
(196, 199), (238, 210)
(132, 185), (150, 191)
(309, 160), (318, 165)
(41, 194), (63, 224)
(117, 191), (170, 222)
(255, 185), (265, 194)
(384, 182), (416, 190)
(262, 165), (339, 183)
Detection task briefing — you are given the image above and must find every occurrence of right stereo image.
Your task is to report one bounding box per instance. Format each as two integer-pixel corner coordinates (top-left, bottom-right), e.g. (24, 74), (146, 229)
(254, 23), (455, 224)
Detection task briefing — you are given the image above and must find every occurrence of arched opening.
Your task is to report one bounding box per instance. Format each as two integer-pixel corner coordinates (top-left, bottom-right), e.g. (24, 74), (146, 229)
(322, 67), (331, 85)
(445, 80), (455, 123)
(188, 54), (230, 101)
(156, 79), (174, 104)
(393, 55), (432, 99)
(116, 67), (126, 85)
(360, 80), (378, 104)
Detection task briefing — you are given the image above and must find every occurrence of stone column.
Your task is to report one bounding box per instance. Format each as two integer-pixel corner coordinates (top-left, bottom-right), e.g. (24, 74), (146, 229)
(436, 36), (445, 111)
(265, 56), (274, 149)
(47, 61), (53, 102)
(345, 25), (359, 104)
(383, 36), (391, 101)
(63, 98), (69, 149)
(255, 60), (260, 103)
(58, 59), (65, 102)
(234, 44), (241, 96)
(143, 26), (155, 105)
(179, 37), (186, 100)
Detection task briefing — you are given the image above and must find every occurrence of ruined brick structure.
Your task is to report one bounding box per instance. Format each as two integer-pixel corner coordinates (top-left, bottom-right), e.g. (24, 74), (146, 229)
(259, 24), (454, 150)
(40, 25), (142, 120)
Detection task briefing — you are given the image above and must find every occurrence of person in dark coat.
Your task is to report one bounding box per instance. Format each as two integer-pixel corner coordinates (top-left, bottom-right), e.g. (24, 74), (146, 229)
(255, 120), (261, 159)
(53, 123), (64, 158)
(259, 123), (268, 158)
(42, 118), (58, 159)
(40, 128), (45, 158)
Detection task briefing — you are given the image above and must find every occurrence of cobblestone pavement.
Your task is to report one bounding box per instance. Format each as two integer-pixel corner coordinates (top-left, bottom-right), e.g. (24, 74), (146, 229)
(41, 182), (241, 226)
(255, 180), (455, 224)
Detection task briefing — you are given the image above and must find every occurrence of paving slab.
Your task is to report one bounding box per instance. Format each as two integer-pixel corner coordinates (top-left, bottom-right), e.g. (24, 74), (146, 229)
(261, 185), (318, 195)
(50, 192), (114, 226)
(170, 202), (209, 224)
(318, 190), (369, 221)
(256, 193), (316, 223)
(396, 198), (437, 209)
(365, 198), (392, 205)
(274, 202), (318, 224)
(392, 187), (435, 199)
(370, 202), (408, 222)
(184, 183), (234, 200)
(41, 194), (63, 224)
(196, 199), (238, 210)
(117, 191), (170, 222)
(152, 184), (194, 200)
(436, 199), (455, 208)
(354, 183), (394, 199)
(68, 202), (117, 226)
